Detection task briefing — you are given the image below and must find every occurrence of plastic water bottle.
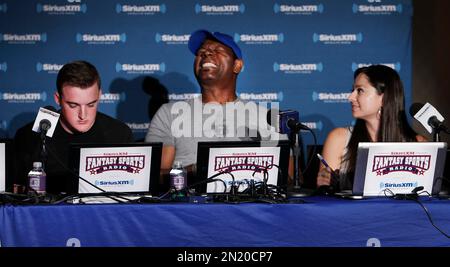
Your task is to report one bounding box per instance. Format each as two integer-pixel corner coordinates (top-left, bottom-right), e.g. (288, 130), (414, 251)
(170, 161), (186, 192)
(28, 161), (46, 194)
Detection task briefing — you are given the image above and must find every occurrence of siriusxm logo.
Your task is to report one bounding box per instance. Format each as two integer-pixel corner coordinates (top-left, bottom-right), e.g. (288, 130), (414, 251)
(352, 3), (402, 14)
(169, 93), (201, 101)
(115, 62), (166, 74)
(303, 121), (323, 131)
(0, 62), (7, 72)
(155, 33), (189, 44)
(312, 91), (350, 103)
(36, 62), (63, 73)
(36, 3), (87, 14)
(0, 3), (7, 13)
(0, 33), (47, 44)
(76, 33), (126, 44)
(116, 4), (166, 14)
(95, 180), (134, 186)
(100, 93), (126, 103)
(351, 62), (401, 71)
(313, 33), (363, 44)
(239, 92), (283, 101)
(273, 62), (323, 74)
(273, 3), (324, 15)
(379, 182), (418, 189)
(195, 3), (245, 15)
(0, 91), (47, 103)
(126, 122), (150, 131)
(234, 33), (284, 44)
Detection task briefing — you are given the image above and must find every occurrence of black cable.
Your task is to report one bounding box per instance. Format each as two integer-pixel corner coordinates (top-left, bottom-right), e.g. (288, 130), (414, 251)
(51, 191), (140, 204)
(301, 127), (318, 176)
(247, 164), (288, 202)
(386, 187), (450, 239)
(187, 170), (231, 193)
(413, 198), (450, 239)
(186, 164), (288, 203)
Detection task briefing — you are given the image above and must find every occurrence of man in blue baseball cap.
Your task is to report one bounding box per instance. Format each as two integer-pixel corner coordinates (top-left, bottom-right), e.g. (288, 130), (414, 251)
(188, 29), (243, 104)
(146, 29), (290, 192)
(146, 29), (246, 172)
(188, 29), (243, 60)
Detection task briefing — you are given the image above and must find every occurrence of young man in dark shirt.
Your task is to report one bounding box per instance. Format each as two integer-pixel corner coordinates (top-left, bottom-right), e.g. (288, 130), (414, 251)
(14, 60), (133, 194)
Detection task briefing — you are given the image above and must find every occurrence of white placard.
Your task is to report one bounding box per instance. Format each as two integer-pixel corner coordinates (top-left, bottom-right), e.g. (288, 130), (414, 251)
(206, 146), (281, 193)
(31, 107), (60, 137)
(414, 102), (445, 134)
(78, 146), (153, 193)
(362, 143), (440, 196)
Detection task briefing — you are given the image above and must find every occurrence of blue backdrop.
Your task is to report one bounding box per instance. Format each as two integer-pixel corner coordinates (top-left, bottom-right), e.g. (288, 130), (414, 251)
(0, 0), (412, 147)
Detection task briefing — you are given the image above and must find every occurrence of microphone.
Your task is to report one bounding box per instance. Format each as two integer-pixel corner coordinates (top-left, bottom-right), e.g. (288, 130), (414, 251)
(267, 109), (310, 134)
(410, 102), (449, 142)
(287, 116), (310, 132)
(32, 106), (60, 138)
(39, 119), (51, 131)
(410, 102), (448, 133)
(39, 119), (51, 139)
(267, 108), (315, 197)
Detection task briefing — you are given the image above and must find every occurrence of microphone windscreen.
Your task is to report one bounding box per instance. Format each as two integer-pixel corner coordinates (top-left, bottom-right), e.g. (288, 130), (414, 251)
(39, 119), (51, 131)
(409, 103), (424, 117)
(266, 108), (279, 127)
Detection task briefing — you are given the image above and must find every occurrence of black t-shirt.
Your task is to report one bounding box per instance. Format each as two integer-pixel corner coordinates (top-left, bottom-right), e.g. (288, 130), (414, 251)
(14, 112), (134, 194)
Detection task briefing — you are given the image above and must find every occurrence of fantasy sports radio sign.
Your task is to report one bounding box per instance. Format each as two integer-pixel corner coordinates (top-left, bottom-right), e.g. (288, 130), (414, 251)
(214, 155), (274, 173)
(372, 155), (430, 175)
(78, 146), (153, 193)
(207, 147), (281, 193)
(85, 155), (145, 174)
(362, 143), (441, 195)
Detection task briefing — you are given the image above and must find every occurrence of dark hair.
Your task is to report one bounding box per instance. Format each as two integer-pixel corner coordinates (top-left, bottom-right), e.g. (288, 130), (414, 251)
(343, 65), (417, 176)
(56, 60), (101, 96)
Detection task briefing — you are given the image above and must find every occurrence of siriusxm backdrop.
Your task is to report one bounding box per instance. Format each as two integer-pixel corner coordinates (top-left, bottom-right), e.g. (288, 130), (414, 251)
(0, 0), (412, 148)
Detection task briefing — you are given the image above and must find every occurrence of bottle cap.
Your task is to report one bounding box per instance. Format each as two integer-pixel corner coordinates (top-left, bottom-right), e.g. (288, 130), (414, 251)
(172, 161), (182, 169)
(32, 162), (43, 168)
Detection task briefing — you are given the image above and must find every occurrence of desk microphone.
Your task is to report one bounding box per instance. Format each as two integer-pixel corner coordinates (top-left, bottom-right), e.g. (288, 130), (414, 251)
(32, 106), (60, 138)
(39, 119), (51, 139)
(410, 102), (449, 139)
(267, 109), (310, 134)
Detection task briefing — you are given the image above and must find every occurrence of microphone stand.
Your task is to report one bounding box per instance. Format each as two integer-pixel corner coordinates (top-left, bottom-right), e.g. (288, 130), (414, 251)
(432, 129), (440, 142)
(288, 130), (309, 197)
(40, 129), (48, 170)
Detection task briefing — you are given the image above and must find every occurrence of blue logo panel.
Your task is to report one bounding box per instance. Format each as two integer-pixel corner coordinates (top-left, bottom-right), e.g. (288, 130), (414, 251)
(0, 0), (412, 148)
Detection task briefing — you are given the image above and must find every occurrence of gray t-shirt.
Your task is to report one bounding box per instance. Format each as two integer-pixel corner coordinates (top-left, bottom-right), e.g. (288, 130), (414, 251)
(145, 96), (285, 166)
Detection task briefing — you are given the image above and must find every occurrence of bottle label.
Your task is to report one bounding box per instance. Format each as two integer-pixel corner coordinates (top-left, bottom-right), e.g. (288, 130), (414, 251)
(170, 174), (185, 190)
(28, 174), (46, 193)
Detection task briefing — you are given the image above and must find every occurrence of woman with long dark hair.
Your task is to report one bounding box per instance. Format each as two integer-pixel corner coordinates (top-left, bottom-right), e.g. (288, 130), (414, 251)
(316, 64), (427, 190)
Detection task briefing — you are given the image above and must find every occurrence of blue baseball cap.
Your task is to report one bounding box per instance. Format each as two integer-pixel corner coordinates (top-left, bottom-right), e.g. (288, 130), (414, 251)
(188, 29), (242, 59)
